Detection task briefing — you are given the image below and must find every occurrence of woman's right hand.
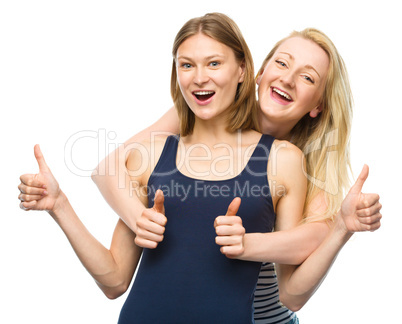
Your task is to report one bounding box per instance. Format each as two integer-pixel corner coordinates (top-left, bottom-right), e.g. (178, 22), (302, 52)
(18, 145), (61, 212)
(134, 189), (167, 249)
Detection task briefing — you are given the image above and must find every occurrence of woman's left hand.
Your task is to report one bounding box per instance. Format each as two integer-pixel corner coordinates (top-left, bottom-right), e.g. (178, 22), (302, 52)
(214, 197), (245, 258)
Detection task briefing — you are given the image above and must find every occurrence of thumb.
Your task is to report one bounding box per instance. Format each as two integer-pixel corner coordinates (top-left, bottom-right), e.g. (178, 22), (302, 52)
(349, 164), (369, 195)
(34, 144), (51, 172)
(225, 197), (241, 216)
(153, 189), (165, 214)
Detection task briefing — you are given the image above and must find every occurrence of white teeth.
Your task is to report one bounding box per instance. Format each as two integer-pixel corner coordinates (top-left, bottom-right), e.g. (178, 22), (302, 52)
(194, 91), (214, 95)
(273, 88), (292, 100)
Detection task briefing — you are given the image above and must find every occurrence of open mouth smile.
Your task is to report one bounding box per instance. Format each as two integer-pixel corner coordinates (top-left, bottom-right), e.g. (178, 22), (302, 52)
(193, 90), (215, 100)
(270, 87), (293, 104)
(192, 90), (215, 105)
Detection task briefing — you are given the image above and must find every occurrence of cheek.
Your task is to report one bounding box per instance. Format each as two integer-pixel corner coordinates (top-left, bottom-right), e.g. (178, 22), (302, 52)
(218, 73), (239, 92)
(258, 71), (279, 93)
(260, 62), (277, 82)
(258, 72), (273, 96)
(299, 86), (322, 108)
(177, 73), (191, 92)
(310, 88), (325, 108)
(257, 85), (267, 102)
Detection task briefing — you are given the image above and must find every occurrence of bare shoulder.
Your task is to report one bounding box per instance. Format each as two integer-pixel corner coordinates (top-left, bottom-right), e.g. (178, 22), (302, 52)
(271, 139), (304, 160)
(269, 139), (306, 191)
(238, 129), (264, 147)
(126, 134), (170, 183)
(144, 133), (170, 151)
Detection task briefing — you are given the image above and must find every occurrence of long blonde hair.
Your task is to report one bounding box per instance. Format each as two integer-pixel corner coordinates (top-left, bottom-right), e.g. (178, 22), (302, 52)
(170, 13), (259, 136)
(257, 28), (353, 223)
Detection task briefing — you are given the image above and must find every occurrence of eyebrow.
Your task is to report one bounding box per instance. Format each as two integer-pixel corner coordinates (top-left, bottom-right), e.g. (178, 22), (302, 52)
(278, 52), (321, 78)
(177, 54), (226, 61)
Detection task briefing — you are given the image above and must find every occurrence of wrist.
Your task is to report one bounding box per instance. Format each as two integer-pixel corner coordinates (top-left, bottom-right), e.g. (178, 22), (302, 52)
(332, 213), (353, 244)
(235, 233), (249, 260)
(49, 191), (69, 220)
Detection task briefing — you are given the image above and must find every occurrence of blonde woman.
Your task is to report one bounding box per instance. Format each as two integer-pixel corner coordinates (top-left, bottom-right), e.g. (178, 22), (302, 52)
(89, 27), (381, 323)
(215, 29), (382, 322)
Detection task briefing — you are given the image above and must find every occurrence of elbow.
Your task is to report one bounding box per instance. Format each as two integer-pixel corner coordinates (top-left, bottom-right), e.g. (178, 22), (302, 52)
(104, 291), (121, 300)
(96, 274), (131, 300)
(91, 167), (100, 184)
(102, 282), (130, 300)
(279, 291), (305, 312)
(104, 289), (126, 300)
(91, 165), (110, 189)
(284, 302), (303, 313)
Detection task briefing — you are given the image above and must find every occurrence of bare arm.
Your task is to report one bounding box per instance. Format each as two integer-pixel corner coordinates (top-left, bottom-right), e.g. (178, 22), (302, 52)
(276, 165), (382, 311)
(50, 193), (141, 299)
(275, 193), (330, 311)
(91, 107), (179, 233)
(238, 221), (328, 264)
(215, 140), (309, 265)
(19, 145), (142, 299)
(214, 150), (382, 310)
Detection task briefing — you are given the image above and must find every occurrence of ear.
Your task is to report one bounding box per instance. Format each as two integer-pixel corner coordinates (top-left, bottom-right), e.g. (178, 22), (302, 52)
(309, 105), (323, 118)
(238, 61), (246, 83)
(256, 70), (264, 86)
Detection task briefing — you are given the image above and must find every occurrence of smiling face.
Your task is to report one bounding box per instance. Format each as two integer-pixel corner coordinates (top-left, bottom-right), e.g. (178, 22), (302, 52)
(257, 36), (330, 136)
(175, 33), (245, 125)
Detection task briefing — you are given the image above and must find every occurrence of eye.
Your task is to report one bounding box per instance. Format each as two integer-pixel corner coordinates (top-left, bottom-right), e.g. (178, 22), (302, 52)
(303, 75), (315, 84)
(275, 60), (287, 68)
(209, 61), (220, 67)
(181, 63), (192, 69)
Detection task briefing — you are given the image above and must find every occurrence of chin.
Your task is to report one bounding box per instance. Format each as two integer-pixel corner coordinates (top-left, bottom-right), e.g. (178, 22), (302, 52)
(192, 111), (212, 121)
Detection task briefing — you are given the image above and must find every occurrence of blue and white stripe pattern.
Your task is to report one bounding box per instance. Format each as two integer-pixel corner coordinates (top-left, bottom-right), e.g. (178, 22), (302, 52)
(254, 262), (297, 324)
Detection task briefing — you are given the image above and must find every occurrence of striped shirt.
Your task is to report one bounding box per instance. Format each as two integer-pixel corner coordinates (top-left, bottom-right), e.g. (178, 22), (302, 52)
(254, 262), (298, 324)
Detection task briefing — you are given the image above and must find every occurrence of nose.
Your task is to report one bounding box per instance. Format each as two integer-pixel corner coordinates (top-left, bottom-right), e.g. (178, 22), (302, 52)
(193, 67), (210, 86)
(280, 70), (296, 88)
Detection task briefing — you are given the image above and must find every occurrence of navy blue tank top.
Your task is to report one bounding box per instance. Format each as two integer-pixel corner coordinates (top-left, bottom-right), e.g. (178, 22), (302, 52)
(119, 134), (276, 324)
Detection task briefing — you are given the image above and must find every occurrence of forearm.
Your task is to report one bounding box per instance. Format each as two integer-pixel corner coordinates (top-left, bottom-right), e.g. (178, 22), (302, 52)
(92, 157), (145, 233)
(278, 215), (352, 310)
(49, 192), (130, 297)
(92, 107), (179, 232)
(238, 221), (329, 265)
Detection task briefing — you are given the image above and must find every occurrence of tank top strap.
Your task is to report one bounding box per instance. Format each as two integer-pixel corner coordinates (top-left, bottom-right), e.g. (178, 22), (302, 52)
(148, 135), (180, 186)
(149, 134), (275, 185)
(242, 134), (275, 177)
(254, 134), (275, 157)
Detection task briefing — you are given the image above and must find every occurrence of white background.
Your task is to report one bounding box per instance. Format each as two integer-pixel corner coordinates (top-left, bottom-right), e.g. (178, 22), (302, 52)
(1, 1), (401, 323)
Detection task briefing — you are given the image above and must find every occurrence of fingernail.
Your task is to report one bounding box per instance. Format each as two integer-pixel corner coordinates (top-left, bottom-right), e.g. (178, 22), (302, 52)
(43, 190), (48, 196)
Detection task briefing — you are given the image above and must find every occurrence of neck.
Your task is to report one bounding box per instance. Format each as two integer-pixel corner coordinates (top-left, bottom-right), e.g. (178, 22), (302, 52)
(257, 109), (292, 141)
(184, 114), (232, 143)
(184, 122), (238, 145)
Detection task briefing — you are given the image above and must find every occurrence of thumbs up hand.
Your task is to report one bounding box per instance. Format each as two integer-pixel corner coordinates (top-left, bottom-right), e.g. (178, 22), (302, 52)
(18, 145), (61, 212)
(214, 197), (245, 259)
(339, 165), (382, 233)
(135, 189), (167, 249)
